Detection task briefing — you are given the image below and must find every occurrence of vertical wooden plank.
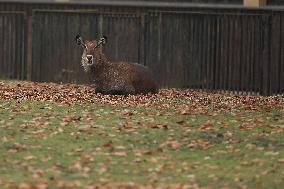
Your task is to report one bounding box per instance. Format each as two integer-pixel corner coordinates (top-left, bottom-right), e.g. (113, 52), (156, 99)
(98, 14), (103, 38)
(249, 16), (255, 93)
(219, 15), (224, 91)
(0, 15), (3, 78)
(244, 15), (250, 93)
(206, 15), (214, 89)
(280, 13), (284, 93)
(3, 14), (7, 78)
(66, 13), (75, 83)
(40, 13), (50, 82)
(6, 14), (11, 79)
(32, 12), (41, 81)
(270, 13), (280, 94)
(196, 15), (201, 89)
(14, 14), (19, 79)
(2, 14), (7, 78)
(254, 16), (261, 94)
(201, 15), (207, 90)
(159, 13), (166, 87)
(188, 14), (195, 88)
(246, 16), (252, 93)
(228, 15), (235, 91)
(202, 14), (208, 90)
(236, 16), (242, 93)
(165, 13), (172, 87)
(176, 13), (185, 87)
(181, 13), (186, 88)
(21, 13), (27, 80)
(221, 15), (227, 91)
(12, 14), (17, 79)
(26, 12), (33, 80)
(214, 15), (221, 90)
(169, 14), (174, 87)
(240, 16), (246, 93)
(7, 15), (12, 79)
(209, 15), (217, 90)
(145, 13), (161, 87)
(261, 15), (270, 95)
(193, 15), (199, 88)
(157, 13), (162, 86)
(200, 15), (205, 89)
(223, 15), (228, 91)
(11, 14), (16, 79)
(248, 16), (254, 93)
(139, 13), (146, 66)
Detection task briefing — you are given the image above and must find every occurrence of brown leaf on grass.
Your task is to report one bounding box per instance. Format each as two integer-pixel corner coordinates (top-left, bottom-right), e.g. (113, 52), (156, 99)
(223, 131), (233, 137)
(102, 141), (113, 148)
(122, 123), (134, 129)
(151, 124), (169, 129)
(32, 169), (44, 179)
(122, 109), (134, 116)
(78, 125), (91, 132)
(135, 148), (163, 156)
(31, 129), (46, 136)
(7, 143), (27, 153)
(32, 116), (43, 121)
(198, 121), (213, 131)
(238, 122), (257, 130)
(176, 120), (189, 126)
(160, 140), (180, 150)
(115, 146), (126, 150)
(180, 110), (190, 115)
(1, 136), (8, 142)
(56, 180), (82, 188)
(18, 182), (47, 189)
(24, 156), (36, 161)
(189, 139), (212, 149)
(265, 151), (279, 156)
(112, 152), (127, 156)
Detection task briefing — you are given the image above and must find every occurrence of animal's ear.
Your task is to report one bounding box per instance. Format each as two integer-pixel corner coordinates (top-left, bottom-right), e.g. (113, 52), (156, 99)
(75, 34), (86, 48)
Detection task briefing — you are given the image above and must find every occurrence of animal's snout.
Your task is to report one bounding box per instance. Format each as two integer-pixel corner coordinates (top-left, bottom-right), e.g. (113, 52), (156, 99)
(86, 55), (93, 64)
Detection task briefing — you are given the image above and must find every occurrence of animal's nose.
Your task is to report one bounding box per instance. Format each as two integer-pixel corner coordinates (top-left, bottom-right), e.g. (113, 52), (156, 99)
(87, 55), (93, 60)
(86, 55), (93, 64)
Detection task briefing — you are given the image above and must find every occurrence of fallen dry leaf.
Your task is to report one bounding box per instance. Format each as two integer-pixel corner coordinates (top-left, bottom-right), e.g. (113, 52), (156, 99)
(112, 152), (127, 156)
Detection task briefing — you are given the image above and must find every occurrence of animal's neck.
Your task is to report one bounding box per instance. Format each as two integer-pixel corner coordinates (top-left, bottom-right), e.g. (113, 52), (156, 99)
(89, 52), (110, 74)
(97, 52), (109, 64)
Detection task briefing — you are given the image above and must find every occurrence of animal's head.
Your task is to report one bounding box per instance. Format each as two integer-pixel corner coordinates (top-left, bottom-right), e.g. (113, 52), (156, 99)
(75, 34), (107, 71)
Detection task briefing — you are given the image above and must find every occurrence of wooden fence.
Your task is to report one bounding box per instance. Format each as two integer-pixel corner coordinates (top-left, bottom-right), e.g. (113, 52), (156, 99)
(0, 1), (283, 95)
(0, 11), (26, 80)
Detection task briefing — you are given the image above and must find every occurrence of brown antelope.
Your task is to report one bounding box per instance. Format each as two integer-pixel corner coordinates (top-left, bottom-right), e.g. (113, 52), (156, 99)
(75, 34), (158, 95)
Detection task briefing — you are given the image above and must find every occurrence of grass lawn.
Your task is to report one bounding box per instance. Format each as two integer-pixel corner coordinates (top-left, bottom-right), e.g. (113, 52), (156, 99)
(0, 80), (284, 189)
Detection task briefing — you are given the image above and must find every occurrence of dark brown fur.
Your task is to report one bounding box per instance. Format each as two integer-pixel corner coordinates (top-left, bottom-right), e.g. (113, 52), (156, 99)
(76, 36), (158, 95)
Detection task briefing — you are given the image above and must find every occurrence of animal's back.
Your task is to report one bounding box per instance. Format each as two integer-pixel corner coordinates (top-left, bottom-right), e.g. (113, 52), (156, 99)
(112, 62), (158, 94)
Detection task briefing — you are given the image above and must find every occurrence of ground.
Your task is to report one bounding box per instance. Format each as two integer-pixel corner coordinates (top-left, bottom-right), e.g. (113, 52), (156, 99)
(0, 80), (283, 189)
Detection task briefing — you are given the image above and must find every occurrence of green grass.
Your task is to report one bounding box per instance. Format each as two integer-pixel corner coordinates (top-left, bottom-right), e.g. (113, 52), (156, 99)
(0, 97), (284, 188)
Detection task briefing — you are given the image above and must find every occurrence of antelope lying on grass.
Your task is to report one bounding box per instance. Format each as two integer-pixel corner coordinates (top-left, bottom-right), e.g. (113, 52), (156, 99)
(75, 34), (158, 95)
